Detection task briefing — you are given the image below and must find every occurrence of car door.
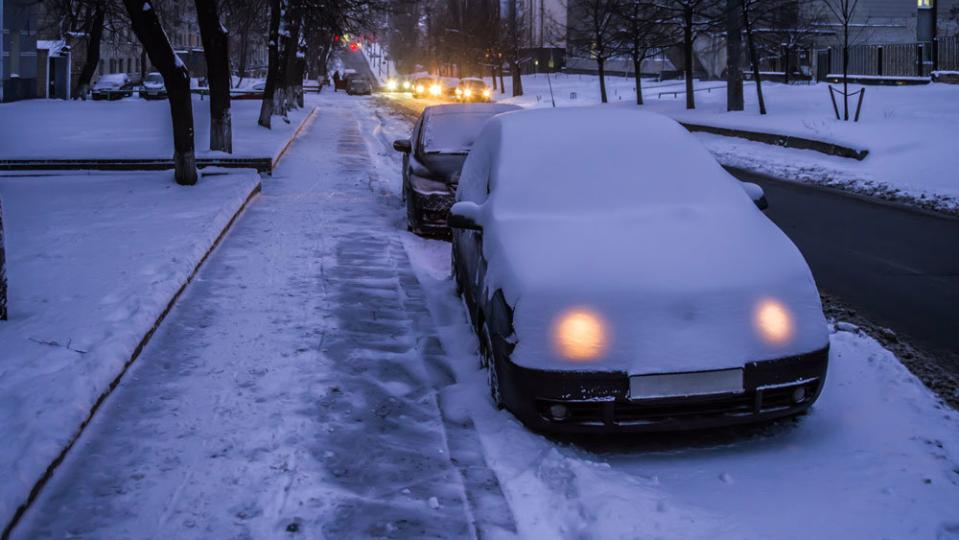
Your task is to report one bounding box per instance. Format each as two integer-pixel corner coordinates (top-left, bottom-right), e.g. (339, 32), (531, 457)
(452, 157), (491, 327)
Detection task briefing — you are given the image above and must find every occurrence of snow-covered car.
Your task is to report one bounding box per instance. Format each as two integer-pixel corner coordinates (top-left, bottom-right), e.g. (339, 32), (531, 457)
(393, 103), (521, 236)
(454, 78), (492, 102)
(91, 73), (133, 100)
(346, 76), (373, 95)
(138, 72), (167, 99)
(448, 107), (830, 433)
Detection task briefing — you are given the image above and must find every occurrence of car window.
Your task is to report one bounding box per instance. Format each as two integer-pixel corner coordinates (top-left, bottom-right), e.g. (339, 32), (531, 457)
(456, 127), (494, 204)
(422, 112), (499, 155)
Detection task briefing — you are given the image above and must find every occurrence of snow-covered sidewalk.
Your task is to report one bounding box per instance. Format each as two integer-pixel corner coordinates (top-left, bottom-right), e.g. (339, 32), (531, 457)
(496, 74), (959, 212)
(0, 169), (260, 530)
(0, 95), (317, 160)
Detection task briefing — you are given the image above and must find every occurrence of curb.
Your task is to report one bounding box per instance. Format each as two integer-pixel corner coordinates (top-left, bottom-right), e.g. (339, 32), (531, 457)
(681, 122), (869, 160)
(272, 106), (319, 170)
(0, 179), (261, 540)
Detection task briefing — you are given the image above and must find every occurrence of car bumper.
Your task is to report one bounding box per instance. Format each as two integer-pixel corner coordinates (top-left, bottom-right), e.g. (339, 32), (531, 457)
(499, 347), (829, 434)
(409, 186), (454, 236)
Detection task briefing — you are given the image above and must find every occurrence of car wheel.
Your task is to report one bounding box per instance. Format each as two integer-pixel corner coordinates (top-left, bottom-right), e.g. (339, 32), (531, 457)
(480, 324), (504, 409)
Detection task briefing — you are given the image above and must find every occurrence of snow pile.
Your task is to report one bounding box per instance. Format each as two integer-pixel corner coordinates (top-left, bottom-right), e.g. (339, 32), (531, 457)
(458, 107), (827, 371)
(0, 96), (318, 160)
(494, 74), (959, 211)
(0, 170), (260, 528)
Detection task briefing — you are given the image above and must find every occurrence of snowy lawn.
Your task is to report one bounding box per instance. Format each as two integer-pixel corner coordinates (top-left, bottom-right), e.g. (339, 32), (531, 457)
(358, 98), (959, 539)
(0, 169), (260, 527)
(494, 73), (959, 211)
(0, 95), (317, 160)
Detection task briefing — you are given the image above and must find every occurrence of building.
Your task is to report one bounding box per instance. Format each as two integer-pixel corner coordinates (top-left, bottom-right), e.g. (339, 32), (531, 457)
(519, 0), (566, 71)
(2, 0), (40, 101)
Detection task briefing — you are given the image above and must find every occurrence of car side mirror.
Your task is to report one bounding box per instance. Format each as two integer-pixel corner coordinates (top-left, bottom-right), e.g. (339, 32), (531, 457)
(393, 138), (412, 153)
(741, 182), (769, 210)
(448, 201), (482, 231)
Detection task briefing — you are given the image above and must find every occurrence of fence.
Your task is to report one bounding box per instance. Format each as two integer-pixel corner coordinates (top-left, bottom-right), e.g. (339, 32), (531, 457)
(813, 36), (959, 80)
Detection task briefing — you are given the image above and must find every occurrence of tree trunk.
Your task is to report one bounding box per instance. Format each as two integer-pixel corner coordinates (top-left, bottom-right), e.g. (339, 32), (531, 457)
(783, 46), (791, 84)
(683, 6), (695, 109)
(742, 0), (766, 114)
(633, 56), (643, 105)
(73, 3), (106, 99)
(282, 12), (302, 110)
(258, 0), (281, 128)
(491, 65), (497, 90)
(726, 0), (744, 111)
(510, 61), (523, 96)
(597, 57), (608, 103)
(499, 66), (505, 93)
(0, 198), (7, 321)
(508, 0), (523, 96)
(122, 0), (197, 185)
(194, 0), (232, 153)
(237, 31), (249, 86)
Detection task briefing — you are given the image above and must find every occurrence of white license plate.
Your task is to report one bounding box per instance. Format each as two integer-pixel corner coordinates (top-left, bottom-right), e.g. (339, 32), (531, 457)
(629, 369), (744, 400)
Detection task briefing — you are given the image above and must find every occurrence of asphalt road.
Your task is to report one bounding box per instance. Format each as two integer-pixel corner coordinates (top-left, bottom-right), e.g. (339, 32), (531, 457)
(733, 168), (959, 374)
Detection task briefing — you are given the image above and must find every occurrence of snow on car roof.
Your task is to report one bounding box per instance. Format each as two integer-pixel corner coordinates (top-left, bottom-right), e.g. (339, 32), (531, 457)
(458, 106), (828, 373)
(96, 73), (129, 84)
(421, 104), (521, 154)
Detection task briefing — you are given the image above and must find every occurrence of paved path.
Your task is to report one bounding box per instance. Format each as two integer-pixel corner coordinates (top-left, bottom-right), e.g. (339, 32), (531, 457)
(734, 169), (959, 376)
(12, 95), (512, 540)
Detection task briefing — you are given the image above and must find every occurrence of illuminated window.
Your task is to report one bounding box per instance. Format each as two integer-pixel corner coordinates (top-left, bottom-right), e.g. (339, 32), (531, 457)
(918, 0), (933, 9)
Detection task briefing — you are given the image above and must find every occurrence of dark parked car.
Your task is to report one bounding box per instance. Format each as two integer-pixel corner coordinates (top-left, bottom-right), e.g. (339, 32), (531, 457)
(91, 73), (134, 100)
(139, 72), (167, 99)
(346, 76), (373, 95)
(392, 103), (521, 236)
(448, 107), (829, 434)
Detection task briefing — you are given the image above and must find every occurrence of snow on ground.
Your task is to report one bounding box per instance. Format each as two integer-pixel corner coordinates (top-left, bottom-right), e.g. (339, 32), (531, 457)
(358, 96), (959, 539)
(0, 95), (317, 160)
(0, 169), (260, 529)
(488, 73), (959, 211)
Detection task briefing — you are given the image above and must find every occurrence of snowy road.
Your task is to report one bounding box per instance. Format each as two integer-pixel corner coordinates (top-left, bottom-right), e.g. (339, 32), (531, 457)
(11, 93), (959, 540)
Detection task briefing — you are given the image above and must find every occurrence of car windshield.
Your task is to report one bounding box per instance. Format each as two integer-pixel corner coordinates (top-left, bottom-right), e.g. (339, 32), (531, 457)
(422, 111), (498, 154)
(145, 74), (163, 84)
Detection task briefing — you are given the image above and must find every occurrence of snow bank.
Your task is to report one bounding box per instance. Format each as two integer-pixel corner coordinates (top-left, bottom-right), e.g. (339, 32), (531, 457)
(494, 74), (959, 210)
(459, 107), (827, 372)
(0, 96), (318, 161)
(0, 169), (260, 528)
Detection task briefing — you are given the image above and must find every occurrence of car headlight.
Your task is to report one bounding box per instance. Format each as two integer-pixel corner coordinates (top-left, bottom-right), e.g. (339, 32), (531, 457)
(416, 84), (425, 94)
(552, 308), (609, 361)
(403, 81), (412, 90)
(464, 88), (472, 97)
(429, 84), (442, 96)
(455, 87), (462, 96)
(386, 79), (398, 91)
(754, 298), (794, 345)
(482, 89), (491, 97)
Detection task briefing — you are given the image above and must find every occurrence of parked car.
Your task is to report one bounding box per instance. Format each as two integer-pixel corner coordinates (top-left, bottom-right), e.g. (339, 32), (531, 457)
(346, 76), (373, 95)
(448, 107), (829, 434)
(139, 72), (167, 99)
(392, 103), (521, 236)
(412, 76), (444, 99)
(91, 73), (134, 100)
(454, 78), (492, 102)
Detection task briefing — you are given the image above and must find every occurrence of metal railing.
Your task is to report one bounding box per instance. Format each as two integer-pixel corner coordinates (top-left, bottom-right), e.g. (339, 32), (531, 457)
(814, 37), (959, 80)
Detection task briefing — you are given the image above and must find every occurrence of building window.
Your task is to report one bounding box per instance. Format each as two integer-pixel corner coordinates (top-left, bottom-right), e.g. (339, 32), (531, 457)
(918, 0), (933, 8)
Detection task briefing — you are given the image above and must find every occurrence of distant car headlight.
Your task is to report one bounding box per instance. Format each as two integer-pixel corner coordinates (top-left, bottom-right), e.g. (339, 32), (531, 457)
(403, 81), (411, 90)
(552, 308), (609, 361)
(455, 87), (463, 96)
(386, 79), (398, 91)
(416, 84), (425, 94)
(429, 84), (442, 96)
(482, 89), (491, 98)
(754, 298), (794, 345)
(464, 88), (472, 97)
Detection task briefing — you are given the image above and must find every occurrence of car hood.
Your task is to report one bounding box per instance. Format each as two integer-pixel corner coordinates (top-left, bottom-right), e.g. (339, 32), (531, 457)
(482, 205), (829, 374)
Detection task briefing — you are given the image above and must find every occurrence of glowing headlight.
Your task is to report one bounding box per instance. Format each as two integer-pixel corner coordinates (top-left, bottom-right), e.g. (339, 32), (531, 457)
(455, 87), (463, 96)
(416, 84), (425, 94)
(754, 298), (794, 345)
(552, 308), (609, 361)
(429, 84), (443, 96)
(482, 89), (491, 97)
(403, 81), (411, 90)
(386, 79), (398, 91)
(464, 88), (473, 97)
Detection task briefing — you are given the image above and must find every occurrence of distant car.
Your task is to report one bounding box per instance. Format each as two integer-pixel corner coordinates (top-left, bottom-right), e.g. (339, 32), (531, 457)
(91, 73), (134, 100)
(454, 78), (492, 102)
(448, 107), (829, 434)
(231, 80), (265, 100)
(139, 72), (167, 99)
(346, 76), (373, 95)
(412, 76), (444, 99)
(385, 76), (413, 92)
(392, 103), (521, 236)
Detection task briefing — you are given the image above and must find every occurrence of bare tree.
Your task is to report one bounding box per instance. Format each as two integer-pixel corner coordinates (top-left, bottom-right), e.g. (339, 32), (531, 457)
(613, 0), (671, 105)
(740, 0), (766, 113)
(506, 0), (524, 96)
(661, 0), (722, 109)
(258, 0), (282, 127)
(195, 0), (233, 152)
(820, 0), (860, 120)
(122, 0), (198, 184)
(725, 0), (743, 110)
(569, 0), (619, 103)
